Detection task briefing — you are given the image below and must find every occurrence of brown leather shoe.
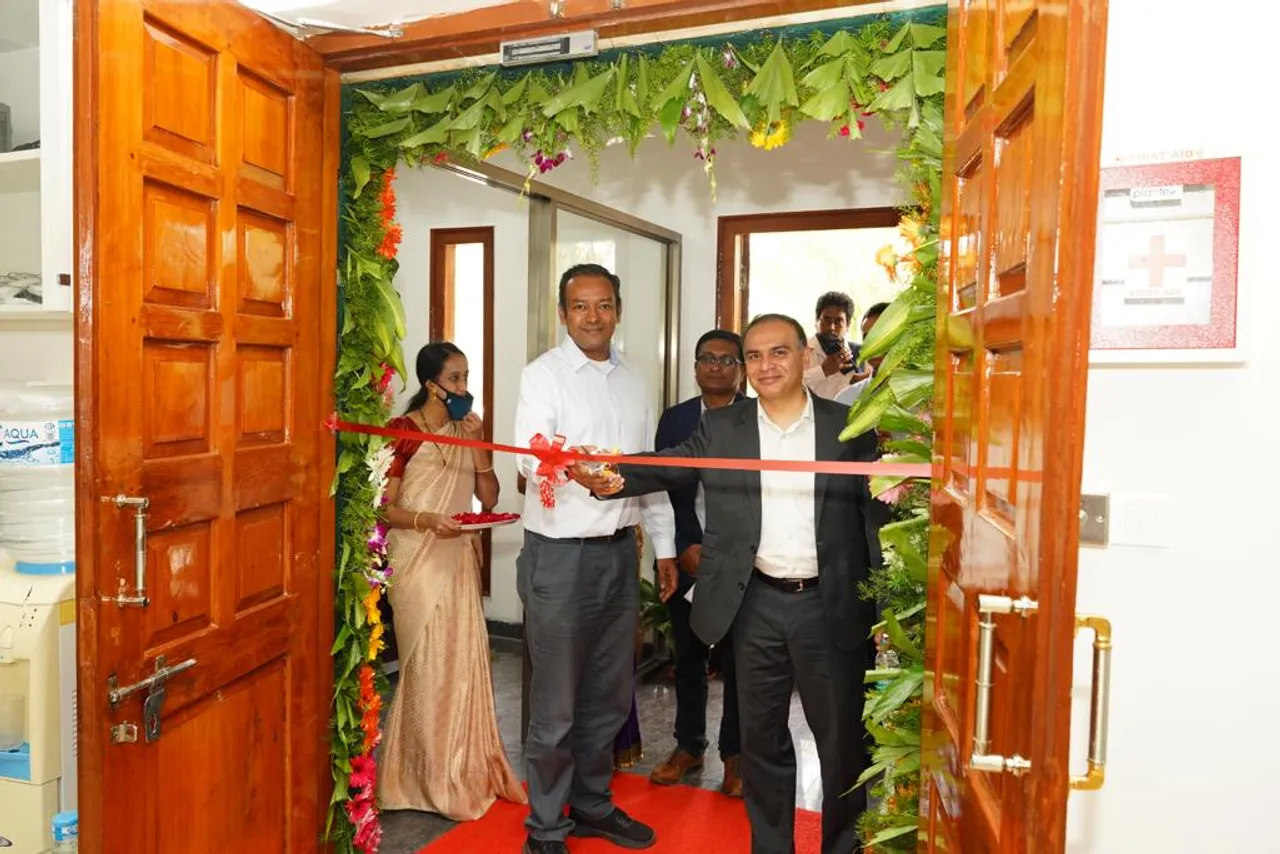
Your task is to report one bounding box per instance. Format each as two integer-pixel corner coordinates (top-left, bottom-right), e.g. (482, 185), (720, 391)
(720, 755), (743, 798)
(648, 747), (703, 786)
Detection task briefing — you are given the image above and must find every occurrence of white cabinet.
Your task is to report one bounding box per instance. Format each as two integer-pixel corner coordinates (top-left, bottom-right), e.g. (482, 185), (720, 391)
(0, 0), (74, 320)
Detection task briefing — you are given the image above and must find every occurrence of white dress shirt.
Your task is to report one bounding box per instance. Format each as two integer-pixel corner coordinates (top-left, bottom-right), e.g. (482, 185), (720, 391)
(514, 337), (676, 559)
(803, 335), (859, 400)
(755, 394), (819, 580)
(834, 376), (871, 406)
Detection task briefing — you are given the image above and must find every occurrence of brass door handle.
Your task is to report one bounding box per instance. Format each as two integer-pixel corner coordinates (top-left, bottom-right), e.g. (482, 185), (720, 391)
(101, 493), (150, 607)
(1070, 614), (1113, 791)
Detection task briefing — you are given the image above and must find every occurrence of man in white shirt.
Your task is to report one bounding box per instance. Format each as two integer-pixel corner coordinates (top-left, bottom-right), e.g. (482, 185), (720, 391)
(834, 301), (889, 407)
(514, 263), (678, 854)
(804, 291), (870, 400)
(573, 314), (878, 854)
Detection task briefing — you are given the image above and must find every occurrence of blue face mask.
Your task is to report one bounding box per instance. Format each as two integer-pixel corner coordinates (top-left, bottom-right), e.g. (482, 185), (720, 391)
(441, 388), (474, 420)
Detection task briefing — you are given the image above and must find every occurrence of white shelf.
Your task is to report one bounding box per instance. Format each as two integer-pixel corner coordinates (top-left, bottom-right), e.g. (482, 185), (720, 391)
(0, 149), (40, 194)
(0, 305), (71, 327)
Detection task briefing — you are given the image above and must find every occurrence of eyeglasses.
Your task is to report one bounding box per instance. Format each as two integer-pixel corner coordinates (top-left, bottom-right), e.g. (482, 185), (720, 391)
(695, 354), (743, 368)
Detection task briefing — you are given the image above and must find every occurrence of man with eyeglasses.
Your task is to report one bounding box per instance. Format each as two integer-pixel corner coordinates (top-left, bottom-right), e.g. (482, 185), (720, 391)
(647, 330), (746, 798)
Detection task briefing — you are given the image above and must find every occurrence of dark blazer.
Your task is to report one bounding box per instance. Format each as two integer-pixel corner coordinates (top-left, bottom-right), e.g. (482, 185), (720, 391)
(614, 396), (878, 653)
(655, 393), (744, 557)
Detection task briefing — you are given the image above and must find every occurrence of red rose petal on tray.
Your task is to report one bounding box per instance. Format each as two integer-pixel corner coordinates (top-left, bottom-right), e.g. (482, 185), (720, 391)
(451, 511), (522, 527)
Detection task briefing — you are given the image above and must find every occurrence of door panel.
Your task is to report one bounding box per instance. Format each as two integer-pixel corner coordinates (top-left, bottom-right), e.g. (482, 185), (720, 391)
(75, 2), (336, 851)
(923, 0), (1109, 850)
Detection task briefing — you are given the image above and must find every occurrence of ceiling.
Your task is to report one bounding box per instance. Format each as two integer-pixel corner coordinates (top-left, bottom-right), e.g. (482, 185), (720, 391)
(237, 0), (523, 31)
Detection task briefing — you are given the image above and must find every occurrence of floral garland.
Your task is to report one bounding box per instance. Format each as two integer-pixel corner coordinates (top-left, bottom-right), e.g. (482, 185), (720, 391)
(330, 12), (944, 853)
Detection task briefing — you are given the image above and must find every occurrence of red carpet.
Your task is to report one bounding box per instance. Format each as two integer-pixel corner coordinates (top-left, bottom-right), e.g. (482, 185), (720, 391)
(418, 772), (821, 853)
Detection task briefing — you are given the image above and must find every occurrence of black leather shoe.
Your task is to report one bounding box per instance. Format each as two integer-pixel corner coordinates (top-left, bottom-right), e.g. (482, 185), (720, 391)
(522, 837), (569, 854)
(568, 807), (656, 849)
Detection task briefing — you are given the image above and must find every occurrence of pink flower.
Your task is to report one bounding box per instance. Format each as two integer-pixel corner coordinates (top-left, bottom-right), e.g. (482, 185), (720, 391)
(877, 482), (909, 505)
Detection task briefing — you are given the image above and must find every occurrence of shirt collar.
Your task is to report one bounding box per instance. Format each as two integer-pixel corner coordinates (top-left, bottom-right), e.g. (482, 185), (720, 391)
(757, 392), (815, 435)
(558, 335), (620, 373)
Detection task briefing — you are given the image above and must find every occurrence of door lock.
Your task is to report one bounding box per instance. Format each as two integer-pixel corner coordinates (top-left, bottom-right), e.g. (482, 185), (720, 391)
(106, 655), (196, 744)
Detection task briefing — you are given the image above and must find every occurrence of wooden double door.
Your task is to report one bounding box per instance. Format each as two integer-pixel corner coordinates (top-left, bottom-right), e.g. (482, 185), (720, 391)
(73, 0), (1111, 851)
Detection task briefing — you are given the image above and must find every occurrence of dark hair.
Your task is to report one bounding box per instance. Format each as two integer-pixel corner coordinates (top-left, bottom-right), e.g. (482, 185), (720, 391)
(558, 263), (622, 310)
(404, 341), (464, 414)
(695, 329), (744, 362)
(744, 313), (808, 351)
(863, 302), (890, 324)
(814, 291), (855, 323)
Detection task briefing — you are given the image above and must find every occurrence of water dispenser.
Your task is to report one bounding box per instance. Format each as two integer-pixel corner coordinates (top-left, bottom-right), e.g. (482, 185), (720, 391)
(0, 383), (77, 851)
(0, 559), (76, 853)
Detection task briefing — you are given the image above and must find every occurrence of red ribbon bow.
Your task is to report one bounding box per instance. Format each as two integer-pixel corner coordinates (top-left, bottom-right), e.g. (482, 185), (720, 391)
(529, 433), (576, 509)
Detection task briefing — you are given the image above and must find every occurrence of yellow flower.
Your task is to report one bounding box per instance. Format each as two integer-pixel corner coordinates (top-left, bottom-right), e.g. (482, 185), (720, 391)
(899, 216), (924, 246)
(368, 621), (386, 661)
(875, 244), (900, 279)
(749, 119), (792, 151)
(363, 586), (382, 626)
(482, 142), (508, 160)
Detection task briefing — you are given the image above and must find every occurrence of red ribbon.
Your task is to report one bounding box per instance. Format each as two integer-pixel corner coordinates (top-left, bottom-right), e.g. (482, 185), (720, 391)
(329, 418), (932, 484)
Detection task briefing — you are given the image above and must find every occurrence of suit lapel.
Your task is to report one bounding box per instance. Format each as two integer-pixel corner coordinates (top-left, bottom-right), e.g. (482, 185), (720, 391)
(813, 402), (844, 524)
(735, 402), (763, 535)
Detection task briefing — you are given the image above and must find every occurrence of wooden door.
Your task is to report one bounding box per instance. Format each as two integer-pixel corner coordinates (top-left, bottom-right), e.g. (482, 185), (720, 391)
(923, 0), (1110, 851)
(74, 2), (337, 851)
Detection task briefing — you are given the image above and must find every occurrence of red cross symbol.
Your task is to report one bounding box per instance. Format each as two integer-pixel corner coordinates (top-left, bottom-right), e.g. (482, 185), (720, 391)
(1128, 234), (1186, 288)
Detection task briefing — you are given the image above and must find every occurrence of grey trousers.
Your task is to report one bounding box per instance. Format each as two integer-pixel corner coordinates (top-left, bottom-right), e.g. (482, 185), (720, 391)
(518, 529), (638, 842)
(733, 577), (868, 854)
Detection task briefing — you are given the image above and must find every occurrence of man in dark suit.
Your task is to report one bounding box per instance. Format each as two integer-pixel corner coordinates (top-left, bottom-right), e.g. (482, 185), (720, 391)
(572, 313), (877, 854)
(648, 329), (746, 796)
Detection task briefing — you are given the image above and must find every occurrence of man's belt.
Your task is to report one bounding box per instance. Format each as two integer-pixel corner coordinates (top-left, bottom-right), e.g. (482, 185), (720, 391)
(533, 528), (633, 545)
(752, 567), (819, 593)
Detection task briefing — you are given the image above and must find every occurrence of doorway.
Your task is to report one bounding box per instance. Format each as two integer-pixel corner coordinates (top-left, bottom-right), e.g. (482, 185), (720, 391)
(715, 207), (905, 334)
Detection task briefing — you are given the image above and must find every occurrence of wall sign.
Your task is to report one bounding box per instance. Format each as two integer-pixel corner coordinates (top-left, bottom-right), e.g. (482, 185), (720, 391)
(1090, 156), (1241, 363)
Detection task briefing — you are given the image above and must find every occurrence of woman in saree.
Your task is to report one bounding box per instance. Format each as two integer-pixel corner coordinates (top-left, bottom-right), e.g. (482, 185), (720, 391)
(378, 341), (526, 820)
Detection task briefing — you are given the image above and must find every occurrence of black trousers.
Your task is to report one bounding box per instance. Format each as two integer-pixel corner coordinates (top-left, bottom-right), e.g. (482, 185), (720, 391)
(668, 569), (740, 758)
(733, 577), (867, 854)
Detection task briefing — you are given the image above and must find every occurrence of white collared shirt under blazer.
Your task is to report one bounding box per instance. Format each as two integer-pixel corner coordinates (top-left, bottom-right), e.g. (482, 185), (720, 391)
(754, 393), (819, 580)
(514, 336), (677, 558)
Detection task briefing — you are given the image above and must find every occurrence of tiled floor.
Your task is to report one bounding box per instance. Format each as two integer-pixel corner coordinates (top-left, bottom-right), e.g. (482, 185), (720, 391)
(378, 639), (822, 854)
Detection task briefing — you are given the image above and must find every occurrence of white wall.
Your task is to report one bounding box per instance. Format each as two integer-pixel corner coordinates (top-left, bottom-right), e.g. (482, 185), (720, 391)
(394, 120), (905, 622)
(1066, 2), (1280, 851)
(393, 167), (529, 624)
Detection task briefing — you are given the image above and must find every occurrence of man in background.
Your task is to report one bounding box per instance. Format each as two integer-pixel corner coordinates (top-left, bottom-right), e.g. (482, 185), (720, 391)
(835, 302), (889, 407)
(804, 291), (869, 400)
(514, 263), (678, 854)
(647, 330), (746, 798)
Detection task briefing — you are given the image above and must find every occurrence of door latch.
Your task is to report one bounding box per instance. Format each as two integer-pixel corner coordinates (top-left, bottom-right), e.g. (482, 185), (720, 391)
(107, 655), (196, 744)
(143, 682), (166, 742)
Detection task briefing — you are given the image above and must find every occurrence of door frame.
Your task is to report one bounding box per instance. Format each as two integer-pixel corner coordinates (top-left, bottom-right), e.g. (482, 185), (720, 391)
(714, 206), (902, 333)
(72, 1), (341, 848)
(428, 225), (496, 596)
(309, 0), (894, 73)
